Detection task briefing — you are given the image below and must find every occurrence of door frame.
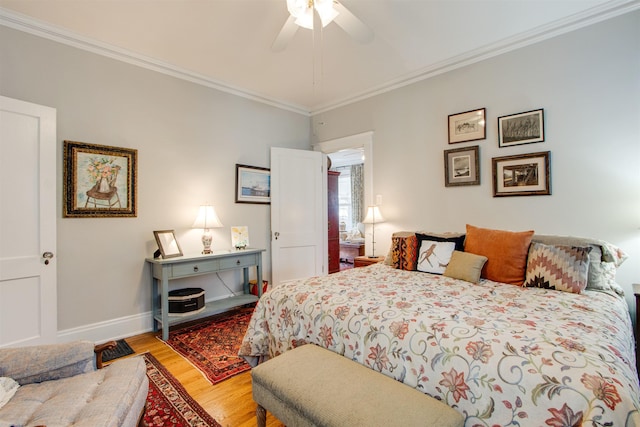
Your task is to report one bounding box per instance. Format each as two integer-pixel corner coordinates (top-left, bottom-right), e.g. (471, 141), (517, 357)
(314, 131), (374, 251)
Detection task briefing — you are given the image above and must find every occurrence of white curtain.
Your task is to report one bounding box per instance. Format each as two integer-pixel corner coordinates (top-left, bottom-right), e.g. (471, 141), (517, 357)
(350, 163), (364, 228)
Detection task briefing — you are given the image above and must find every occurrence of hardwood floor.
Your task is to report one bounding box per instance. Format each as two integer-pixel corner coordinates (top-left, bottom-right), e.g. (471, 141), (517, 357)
(123, 331), (285, 427)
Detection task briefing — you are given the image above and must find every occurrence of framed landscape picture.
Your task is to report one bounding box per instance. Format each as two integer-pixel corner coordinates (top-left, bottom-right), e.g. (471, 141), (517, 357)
(492, 151), (550, 197)
(235, 164), (270, 204)
(448, 108), (486, 144)
(444, 145), (480, 187)
(498, 109), (544, 147)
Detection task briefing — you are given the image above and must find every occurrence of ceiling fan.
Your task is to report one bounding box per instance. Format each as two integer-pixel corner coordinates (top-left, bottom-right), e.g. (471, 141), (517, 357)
(272, 0), (374, 52)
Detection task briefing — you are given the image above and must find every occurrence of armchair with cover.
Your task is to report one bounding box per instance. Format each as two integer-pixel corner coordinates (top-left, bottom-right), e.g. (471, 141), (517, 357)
(0, 340), (148, 427)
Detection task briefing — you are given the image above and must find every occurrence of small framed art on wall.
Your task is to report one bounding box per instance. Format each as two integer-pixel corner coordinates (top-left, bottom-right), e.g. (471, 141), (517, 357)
(492, 151), (550, 197)
(444, 145), (480, 187)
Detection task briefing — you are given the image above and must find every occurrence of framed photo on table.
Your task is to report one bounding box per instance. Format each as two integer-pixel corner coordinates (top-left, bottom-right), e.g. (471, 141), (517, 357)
(492, 151), (550, 197)
(444, 145), (480, 187)
(153, 230), (183, 258)
(448, 108), (486, 144)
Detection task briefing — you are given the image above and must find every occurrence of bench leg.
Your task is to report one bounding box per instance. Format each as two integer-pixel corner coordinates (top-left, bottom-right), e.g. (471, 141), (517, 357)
(256, 404), (267, 427)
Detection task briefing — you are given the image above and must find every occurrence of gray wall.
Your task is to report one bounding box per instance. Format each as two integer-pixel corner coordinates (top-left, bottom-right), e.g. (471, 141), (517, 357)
(1, 10), (639, 339)
(1, 26), (310, 338)
(313, 12), (640, 312)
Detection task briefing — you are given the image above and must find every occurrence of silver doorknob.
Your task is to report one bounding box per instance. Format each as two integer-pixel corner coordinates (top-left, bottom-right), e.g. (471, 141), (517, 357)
(274, 232), (280, 240)
(42, 252), (54, 265)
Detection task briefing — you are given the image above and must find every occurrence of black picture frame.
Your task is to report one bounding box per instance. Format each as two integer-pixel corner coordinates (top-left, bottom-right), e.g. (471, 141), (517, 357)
(448, 108), (486, 144)
(235, 164), (271, 204)
(498, 109), (545, 147)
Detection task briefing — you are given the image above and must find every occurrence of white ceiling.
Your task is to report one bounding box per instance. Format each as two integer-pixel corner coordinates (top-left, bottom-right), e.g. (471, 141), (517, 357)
(1, 0), (638, 114)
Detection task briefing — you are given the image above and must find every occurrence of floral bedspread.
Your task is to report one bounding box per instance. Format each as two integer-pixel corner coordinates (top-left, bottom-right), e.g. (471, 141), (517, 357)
(239, 264), (640, 427)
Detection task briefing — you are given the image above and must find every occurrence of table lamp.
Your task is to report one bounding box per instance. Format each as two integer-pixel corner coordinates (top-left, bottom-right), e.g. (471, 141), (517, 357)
(192, 205), (223, 254)
(362, 205), (385, 258)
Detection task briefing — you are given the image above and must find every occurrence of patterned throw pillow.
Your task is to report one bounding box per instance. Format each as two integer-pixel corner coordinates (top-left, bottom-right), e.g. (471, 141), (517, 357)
(391, 235), (419, 270)
(417, 240), (456, 274)
(415, 233), (465, 275)
(524, 242), (592, 293)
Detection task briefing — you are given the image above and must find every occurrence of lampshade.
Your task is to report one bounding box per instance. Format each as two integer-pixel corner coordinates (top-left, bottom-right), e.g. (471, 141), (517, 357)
(192, 205), (223, 229)
(362, 206), (385, 224)
(287, 0), (338, 29)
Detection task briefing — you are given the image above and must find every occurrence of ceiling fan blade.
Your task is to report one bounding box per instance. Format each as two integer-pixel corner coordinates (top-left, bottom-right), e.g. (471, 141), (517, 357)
(272, 14), (299, 52)
(332, 2), (374, 43)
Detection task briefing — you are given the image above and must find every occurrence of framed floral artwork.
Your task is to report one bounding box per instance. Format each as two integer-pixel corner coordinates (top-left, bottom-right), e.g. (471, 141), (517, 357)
(63, 141), (137, 217)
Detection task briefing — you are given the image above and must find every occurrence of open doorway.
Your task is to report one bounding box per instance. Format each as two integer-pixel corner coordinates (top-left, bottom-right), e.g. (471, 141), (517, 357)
(315, 131), (374, 274)
(328, 149), (365, 271)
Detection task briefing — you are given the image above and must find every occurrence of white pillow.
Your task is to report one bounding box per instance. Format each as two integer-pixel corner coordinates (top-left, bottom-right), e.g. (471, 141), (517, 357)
(417, 240), (456, 274)
(0, 377), (19, 409)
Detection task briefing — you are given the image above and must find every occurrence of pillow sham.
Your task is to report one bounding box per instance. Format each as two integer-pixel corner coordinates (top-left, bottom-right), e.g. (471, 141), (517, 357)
(524, 242), (591, 293)
(464, 224), (534, 285)
(415, 233), (465, 274)
(444, 251), (488, 283)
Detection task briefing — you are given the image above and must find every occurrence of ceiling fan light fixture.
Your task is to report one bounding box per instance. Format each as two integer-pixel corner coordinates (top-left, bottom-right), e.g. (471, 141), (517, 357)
(286, 0), (338, 30)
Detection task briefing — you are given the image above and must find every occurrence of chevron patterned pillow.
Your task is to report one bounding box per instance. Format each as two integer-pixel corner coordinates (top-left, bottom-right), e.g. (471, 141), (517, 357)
(524, 242), (592, 293)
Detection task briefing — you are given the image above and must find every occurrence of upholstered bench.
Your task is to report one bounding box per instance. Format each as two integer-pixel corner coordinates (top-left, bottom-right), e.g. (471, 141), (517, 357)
(251, 344), (464, 427)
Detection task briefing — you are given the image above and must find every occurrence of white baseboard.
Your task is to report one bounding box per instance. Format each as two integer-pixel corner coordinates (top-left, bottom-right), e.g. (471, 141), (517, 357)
(57, 311), (154, 344)
(55, 293), (246, 344)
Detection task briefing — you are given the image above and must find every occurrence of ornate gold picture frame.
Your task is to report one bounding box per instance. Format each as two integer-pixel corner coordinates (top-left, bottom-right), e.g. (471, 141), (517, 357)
(63, 140), (137, 217)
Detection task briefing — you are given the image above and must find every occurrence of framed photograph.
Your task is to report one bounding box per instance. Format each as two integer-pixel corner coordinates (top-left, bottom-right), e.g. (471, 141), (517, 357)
(492, 151), (551, 197)
(153, 230), (183, 258)
(63, 141), (137, 217)
(444, 145), (480, 187)
(448, 108), (486, 144)
(231, 226), (249, 249)
(235, 164), (270, 204)
(498, 109), (544, 147)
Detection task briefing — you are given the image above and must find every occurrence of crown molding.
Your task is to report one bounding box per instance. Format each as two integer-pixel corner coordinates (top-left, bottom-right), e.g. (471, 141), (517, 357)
(0, 7), (312, 116)
(311, 0), (640, 114)
(1, 1), (638, 117)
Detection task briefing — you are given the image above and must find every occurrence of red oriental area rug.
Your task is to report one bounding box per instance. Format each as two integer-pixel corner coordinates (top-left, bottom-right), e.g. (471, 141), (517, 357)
(143, 353), (221, 427)
(164, 306), (255, 384)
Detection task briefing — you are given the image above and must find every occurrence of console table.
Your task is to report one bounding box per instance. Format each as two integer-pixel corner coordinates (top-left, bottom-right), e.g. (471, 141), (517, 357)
(146, 248), (264, 340)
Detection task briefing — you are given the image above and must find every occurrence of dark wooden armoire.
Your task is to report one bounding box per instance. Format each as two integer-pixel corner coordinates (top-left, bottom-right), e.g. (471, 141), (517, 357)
(328, 171), (340, 274)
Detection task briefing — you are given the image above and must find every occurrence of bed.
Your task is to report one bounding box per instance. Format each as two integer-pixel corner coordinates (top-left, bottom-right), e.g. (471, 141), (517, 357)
(239, 226), (640, 426)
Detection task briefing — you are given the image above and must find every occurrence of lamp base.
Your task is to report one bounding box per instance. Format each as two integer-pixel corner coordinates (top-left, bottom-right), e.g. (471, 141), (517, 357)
(201, 230), (212, 255)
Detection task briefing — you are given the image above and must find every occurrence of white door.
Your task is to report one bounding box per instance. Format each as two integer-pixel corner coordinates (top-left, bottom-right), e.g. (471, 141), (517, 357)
(0, 96), (57, 347)
(270, 147), (326, 287)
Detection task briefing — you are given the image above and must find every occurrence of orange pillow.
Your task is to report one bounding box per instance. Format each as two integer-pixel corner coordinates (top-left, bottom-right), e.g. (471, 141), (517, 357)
(464, 224), (534, 285)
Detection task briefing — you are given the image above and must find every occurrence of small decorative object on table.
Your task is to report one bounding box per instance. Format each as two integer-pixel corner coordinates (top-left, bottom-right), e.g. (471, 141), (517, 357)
(231, 226), (249, 249)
